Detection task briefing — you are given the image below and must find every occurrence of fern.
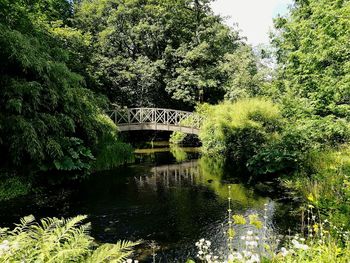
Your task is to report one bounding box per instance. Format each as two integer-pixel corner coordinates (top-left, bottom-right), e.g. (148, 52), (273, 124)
(88, 240), (141, 263)
(0, 215), (140, 263)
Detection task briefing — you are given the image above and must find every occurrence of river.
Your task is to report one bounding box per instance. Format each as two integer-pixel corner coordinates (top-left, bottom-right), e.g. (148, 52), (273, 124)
(0, 145), (296, 262)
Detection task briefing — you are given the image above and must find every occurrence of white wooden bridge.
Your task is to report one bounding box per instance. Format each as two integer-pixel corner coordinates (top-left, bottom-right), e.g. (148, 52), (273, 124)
(108, 107), (203, 135)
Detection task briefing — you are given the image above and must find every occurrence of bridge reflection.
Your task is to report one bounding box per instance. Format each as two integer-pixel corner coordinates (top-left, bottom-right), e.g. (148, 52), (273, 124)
(133, 158), (268, 208)
(134, 160), (199, 188)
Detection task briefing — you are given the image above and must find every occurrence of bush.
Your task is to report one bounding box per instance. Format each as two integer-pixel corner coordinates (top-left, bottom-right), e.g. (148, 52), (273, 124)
(199, 98), (283, 173)
(199, 98), (350, 177)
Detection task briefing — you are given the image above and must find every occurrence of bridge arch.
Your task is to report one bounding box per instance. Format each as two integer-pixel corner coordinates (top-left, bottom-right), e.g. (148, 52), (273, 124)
(108, 107), (202, 135)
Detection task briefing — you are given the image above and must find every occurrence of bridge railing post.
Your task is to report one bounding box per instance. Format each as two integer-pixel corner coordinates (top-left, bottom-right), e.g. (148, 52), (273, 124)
(140, 108), (143, 123)
(127, 109), (131, 124)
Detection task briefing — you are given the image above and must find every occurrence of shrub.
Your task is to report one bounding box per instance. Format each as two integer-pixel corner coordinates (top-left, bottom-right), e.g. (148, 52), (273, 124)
(199, 98), (283, 173)
(199, 98), (350, 177)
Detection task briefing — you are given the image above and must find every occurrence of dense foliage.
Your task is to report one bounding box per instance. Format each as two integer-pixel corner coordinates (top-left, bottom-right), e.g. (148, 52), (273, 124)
(199, 99), (282, 172)
(272, 0), (350, 119)
(72, 0), (263, 108)
(0, 215), (139, 262)
(0, 0), (131, 174)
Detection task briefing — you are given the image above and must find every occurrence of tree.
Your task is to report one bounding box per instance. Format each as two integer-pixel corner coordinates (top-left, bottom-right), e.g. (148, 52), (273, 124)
(272, 0), (350, 119)
(73, 0), (250, 108)
(0, 0), (127, 173)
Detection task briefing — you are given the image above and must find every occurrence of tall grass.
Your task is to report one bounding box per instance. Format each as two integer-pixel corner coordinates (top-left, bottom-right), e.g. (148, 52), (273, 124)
(282, 145), (350, 228)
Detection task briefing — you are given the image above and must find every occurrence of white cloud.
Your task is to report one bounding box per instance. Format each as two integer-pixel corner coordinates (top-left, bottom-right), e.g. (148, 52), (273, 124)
(210, 0), (293, 46)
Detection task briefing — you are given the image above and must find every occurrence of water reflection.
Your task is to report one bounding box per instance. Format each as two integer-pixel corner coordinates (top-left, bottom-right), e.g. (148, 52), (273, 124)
(134, 158), (267, 209)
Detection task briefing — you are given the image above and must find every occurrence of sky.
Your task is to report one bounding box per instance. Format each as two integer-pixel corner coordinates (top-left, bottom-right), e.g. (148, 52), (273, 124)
(210, 0), (293, 46)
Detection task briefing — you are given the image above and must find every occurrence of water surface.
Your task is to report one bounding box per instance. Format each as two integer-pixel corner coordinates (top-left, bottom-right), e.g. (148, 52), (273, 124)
(0, 146), (295, 262)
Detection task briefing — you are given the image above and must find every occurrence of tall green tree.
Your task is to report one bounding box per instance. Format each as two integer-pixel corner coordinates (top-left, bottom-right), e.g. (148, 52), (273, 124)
(272, 0), (350, 119)
(0, 0), (126, 173)
(73, 0), (255, 108)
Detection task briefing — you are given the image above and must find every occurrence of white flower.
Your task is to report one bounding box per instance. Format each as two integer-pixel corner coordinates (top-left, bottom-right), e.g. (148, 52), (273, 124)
(292, 239), (308, 250)
(229, 252), (243, 260)
(200, 238), (205, 243)
(248, 253), (260, 263)
(206, 240), (211, 247)
(0, 243), (10, 251)
(280, 247), (288, 257)
(243, 250), (252, 258)
(247, 230), (253, 236)
(126, 259), (132, 263)
(250, 241), (258, 247)
(205, 255), (212, 261)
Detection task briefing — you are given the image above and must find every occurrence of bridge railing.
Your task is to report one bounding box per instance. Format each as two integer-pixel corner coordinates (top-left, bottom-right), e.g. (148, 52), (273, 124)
(108, 107), (203, 129)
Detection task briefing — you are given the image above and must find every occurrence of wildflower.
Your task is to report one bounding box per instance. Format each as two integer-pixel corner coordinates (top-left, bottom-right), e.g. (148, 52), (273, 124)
(230, 252), (243, 260)
(250, 241), (258, 247)
(126, 259), (132, 263)
(0, 241), (10, 252)
(291, 239), (309, 250)
(206, 240), (211, 246)
(248, 253), (260, 263)
(242, 250), (252, 258)
(280, 247), (288, 257)
(247, 230), (253, 236)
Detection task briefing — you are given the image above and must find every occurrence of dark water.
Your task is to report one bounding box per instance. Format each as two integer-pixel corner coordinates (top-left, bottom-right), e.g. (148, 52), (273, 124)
(0, 147), (296, 262)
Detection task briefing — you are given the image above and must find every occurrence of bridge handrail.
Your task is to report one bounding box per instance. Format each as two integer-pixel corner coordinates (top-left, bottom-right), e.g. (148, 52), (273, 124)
(108, 107), (203, 129)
